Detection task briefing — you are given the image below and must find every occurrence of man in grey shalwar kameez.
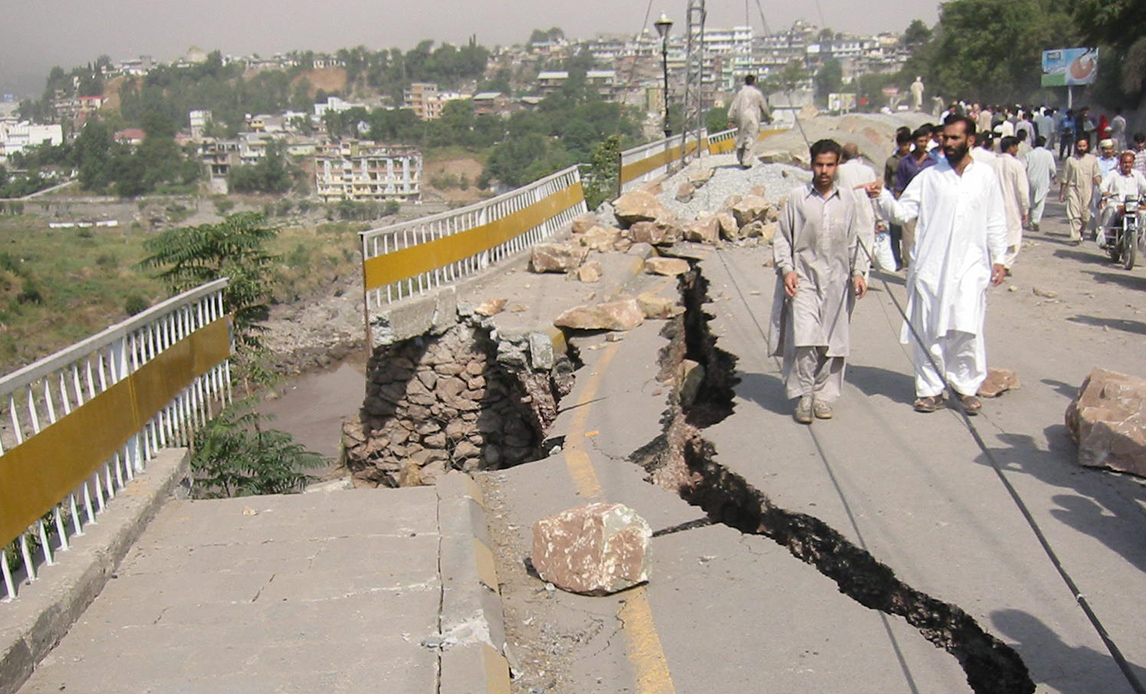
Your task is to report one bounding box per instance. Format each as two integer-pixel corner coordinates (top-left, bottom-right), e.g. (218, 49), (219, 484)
(769, 139), (868, 424)
(727, 75), (771, 169)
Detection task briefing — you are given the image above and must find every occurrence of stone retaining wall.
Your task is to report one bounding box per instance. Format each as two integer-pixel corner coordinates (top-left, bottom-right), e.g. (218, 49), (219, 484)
(342, 317), (574, 487)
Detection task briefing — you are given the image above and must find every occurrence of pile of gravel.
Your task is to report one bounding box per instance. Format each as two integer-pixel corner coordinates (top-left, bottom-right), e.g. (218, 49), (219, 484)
(656, 152), (811, 221)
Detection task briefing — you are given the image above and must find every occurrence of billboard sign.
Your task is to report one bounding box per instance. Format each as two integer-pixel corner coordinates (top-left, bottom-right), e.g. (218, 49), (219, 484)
(1042, 48), (1098, 87)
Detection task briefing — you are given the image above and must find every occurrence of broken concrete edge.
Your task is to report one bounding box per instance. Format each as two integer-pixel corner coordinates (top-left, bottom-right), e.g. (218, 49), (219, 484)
(0, 448), (190, 694)
(369, 244), (538, 348)
(435, 471), (513, 694)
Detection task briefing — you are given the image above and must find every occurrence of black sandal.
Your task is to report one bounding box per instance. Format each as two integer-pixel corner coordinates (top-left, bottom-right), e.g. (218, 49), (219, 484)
(913, 395), (946, 413)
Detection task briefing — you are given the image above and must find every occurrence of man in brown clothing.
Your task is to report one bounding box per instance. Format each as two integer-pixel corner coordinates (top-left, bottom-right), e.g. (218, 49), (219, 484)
(769, 139), (868, 424)
(1059, 136), (1101, 245)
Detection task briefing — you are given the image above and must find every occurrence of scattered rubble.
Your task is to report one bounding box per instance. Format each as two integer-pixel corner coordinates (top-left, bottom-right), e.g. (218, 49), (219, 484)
(530, 242), (588, 273)
(644, 257), (691, 277)
(531, 502), (652, 596)
(1065, 368), (1146, 477)
(978, 368), (1021, 398)
(613, 190), (669, 226)
(554, 298), (645, 331)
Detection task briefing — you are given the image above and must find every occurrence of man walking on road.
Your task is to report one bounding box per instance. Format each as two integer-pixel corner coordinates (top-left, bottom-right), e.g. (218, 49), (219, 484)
(997, 136), (1030, 272)
(895, 126), (937, 268)
(727, 75), (771, 169)
(770, 139), (867, 424)
(1060, 136), (1100, 245)
(884, 129), (912, 270)
(837, 142), (880, 273)
(1025, 136), (1056, 232)
(867, 115), (1007, 415)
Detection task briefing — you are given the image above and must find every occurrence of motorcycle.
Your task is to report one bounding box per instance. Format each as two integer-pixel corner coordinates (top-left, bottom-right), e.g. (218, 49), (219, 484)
(1098, 194), (1144, 270)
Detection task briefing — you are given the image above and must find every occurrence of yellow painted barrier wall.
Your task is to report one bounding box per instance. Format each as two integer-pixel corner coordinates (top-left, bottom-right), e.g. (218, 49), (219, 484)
(0, 318), (230, 547)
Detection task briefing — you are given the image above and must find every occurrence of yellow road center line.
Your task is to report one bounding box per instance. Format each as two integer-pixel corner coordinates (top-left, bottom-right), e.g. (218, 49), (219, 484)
(558, 340), (677, 694)
(562, 341), (619, 499)
(618, 588), (676, 694)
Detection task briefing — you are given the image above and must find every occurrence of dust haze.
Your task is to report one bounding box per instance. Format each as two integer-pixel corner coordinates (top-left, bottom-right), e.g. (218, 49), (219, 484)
(1, 0), (940, 96)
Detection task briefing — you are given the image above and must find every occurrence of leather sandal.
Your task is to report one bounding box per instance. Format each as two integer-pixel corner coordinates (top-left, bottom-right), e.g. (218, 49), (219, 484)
(958, 393), (982, 415)
(913, 395), (945, 413)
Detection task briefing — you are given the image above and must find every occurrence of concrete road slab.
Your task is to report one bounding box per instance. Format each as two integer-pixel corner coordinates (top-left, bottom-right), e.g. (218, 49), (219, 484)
(694, 200), (1146, 693)
(18, 487), (445, 694)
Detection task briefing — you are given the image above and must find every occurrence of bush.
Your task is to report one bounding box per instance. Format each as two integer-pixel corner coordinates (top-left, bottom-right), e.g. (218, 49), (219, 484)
(95, 252), (118, 268)
(214, 198), (236, 215)
(190, 400), (325, 498)
(124, 294), (150, 315)
(17, 278), (43, 304)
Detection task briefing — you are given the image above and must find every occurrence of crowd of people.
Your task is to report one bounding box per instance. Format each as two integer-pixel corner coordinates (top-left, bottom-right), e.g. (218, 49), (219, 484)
(767, 103), (1146, 426)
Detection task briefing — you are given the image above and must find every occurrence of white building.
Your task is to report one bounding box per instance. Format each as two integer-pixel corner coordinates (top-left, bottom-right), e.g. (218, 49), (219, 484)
(315, 141), (422, 203)
(0, 122), (65, 162)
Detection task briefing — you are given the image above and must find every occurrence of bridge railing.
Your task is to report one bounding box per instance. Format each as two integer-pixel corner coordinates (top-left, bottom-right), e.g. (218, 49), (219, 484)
(704, 126), (789, 156)
(0, 279), (232, 601)
(360, 165), (586, 329)
(618, 130), (709, 194)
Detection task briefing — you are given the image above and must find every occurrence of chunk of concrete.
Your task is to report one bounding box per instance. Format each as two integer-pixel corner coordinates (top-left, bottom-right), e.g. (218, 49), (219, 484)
(531, 503), (652, 596)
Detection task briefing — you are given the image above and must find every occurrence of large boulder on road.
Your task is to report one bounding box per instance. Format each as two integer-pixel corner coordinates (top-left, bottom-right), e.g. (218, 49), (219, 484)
(531, 502), (652, 596)
(1065, 368), (1146, 476)
(614, 191), (669, 227)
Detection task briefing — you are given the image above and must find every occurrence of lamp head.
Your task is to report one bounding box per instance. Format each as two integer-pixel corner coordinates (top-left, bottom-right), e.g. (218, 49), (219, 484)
(654, 13), (673, 39)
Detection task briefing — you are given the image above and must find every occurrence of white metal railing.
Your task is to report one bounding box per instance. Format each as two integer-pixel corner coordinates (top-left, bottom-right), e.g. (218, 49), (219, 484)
(360, 165), (586, 313)
(0, 279), (232, 601)
(706, 127), (737, 154)
(618, 130), (709, 193)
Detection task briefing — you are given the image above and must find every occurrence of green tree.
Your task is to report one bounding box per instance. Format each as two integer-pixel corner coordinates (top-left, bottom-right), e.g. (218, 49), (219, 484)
(188, 400), (324, 499)
(706, 106), (730, 134)
(1067, 0), (1146, 102)
(816, 58), (844, 100)
(902, 19), (932, 49)
(906, 0), (1071, 104)
(140, 212), (278, 351)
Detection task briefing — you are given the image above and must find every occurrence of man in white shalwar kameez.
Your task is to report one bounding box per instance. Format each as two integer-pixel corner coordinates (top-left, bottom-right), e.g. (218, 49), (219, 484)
(996, 136), (1030, 271)
(770, 139), (868, 424)
(836, 143), (879, 274)
(727, 75), (771, 168)
(1025, 136), (1056, 231)
(867, 115), (1007, 415)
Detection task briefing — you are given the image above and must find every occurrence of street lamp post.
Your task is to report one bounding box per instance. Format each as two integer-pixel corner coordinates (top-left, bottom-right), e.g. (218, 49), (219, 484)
(654, 13), (673, 139)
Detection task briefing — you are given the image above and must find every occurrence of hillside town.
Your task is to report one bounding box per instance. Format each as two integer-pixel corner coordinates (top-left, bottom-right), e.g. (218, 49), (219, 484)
(0, 21), (915, 202)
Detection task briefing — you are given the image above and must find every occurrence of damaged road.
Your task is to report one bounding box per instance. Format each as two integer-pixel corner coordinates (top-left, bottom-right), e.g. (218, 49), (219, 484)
(482, 231), (1146, 693)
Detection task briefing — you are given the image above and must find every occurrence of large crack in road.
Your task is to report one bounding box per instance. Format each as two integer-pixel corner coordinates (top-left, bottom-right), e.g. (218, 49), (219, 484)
(629, 259), (1036, 694)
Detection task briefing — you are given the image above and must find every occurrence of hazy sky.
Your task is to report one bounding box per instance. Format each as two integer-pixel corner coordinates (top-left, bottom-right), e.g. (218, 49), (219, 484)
(1, 0), (942, 97)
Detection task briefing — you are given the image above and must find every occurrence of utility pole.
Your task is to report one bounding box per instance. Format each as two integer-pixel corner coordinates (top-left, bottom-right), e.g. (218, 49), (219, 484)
(655, 13), (674, 139)
(683, 0), (706, 164)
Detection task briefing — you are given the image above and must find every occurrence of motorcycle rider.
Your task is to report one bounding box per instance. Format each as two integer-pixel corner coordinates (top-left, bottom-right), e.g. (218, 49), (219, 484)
(1097, 151), (1146, 247)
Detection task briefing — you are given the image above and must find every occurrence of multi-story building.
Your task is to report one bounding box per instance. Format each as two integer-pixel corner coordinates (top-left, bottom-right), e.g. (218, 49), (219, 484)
(189, 110), (212, 140)
(586, 70), (617, 100)
(536, 71), (568, 95)
(315, 141), (422, 203)
(404, 83), (444, 121)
